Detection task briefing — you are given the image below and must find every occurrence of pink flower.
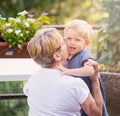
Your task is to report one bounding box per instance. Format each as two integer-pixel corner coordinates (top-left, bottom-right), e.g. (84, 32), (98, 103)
(41, 12), (48, 16)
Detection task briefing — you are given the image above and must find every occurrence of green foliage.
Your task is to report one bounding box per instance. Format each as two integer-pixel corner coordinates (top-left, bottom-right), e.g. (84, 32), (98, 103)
(97, 0), (120, 72)
(0, 0), (103, 24)
(0, 0), (56, 17)
(47, 0), (103, 24)
(0, 15), (6, 32)
(0, 99), (28, 116)
(1, 10), (50, 49)
(0, 81), (28, 116)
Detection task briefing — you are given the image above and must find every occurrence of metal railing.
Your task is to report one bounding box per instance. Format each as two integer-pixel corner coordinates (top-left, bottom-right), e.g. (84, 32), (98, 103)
(0, 93), (27, 100)
(43, 24), (101, 30)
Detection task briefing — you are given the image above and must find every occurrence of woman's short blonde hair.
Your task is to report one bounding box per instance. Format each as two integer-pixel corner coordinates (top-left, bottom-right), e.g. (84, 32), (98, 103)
(27, 28), (62, 68)
(64, 19), (94, 42)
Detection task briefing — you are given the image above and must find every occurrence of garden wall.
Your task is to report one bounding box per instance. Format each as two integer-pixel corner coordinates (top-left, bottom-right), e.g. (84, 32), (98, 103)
(100, 72), (120, 116)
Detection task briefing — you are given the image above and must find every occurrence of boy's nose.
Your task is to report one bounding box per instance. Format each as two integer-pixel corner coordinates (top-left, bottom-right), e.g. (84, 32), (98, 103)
(70, 40), (75, 44)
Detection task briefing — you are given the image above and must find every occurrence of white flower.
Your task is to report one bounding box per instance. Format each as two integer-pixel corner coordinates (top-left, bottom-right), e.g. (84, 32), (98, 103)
(16, 18), (21, 23)
(20, 33), (23, 37)
(26, 31), (29, 34)
(24, 22), (29, 27)
(27, 18), (35, 22)
(7, 28), (13, 33)
(15, 30), (21, 35)
(18, 10), (28, 16)
(9, 17), (16, 21)
(1, 17), (6, 21)
(5, 23), (11, 27)
(0, 15), (6, 21)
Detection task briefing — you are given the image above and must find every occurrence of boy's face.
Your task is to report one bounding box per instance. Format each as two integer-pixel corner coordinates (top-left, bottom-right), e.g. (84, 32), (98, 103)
(64, 29), (86, 58)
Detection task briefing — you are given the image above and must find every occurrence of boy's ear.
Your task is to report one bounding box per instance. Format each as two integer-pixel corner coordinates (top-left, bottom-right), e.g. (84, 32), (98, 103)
(53, 52), (61, 61)
(85, 40), (91, 46)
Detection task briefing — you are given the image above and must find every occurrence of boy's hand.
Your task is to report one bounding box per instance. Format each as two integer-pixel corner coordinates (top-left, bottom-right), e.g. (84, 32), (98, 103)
(56, 64), (69, 75)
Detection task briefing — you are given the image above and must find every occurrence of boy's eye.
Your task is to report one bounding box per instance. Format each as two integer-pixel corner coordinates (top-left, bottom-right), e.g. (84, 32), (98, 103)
(66, 37), (71, 40)
(67, 38), (71, 40)
(76, 39), (81, 41)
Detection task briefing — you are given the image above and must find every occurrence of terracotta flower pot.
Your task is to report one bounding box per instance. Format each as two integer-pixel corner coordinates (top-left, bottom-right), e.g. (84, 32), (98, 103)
(0, 42), (30, 58)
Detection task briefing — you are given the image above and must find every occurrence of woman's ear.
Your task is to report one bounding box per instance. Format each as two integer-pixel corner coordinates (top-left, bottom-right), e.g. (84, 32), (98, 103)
(53, 52), (61, 61)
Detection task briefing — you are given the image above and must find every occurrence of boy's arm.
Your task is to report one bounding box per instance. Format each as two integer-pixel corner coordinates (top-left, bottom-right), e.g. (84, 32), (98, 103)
(56, 60), (95, 77)
(68, 64), (95, 77)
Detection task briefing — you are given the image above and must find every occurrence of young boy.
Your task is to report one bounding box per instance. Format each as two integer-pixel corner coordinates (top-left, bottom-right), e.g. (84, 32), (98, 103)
(57, 19), (108, 116)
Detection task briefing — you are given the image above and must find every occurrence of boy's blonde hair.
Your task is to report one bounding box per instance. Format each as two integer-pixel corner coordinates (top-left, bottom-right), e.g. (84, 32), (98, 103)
(64, 19), (94, 44)
(27, 28), (62, 68)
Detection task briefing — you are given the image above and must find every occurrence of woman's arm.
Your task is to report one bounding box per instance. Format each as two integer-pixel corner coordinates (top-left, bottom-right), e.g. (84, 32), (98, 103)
(81, 61), (102, 116)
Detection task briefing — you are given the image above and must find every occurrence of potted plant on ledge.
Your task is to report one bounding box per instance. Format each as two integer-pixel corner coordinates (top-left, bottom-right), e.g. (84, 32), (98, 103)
(0, 10), (50, 58)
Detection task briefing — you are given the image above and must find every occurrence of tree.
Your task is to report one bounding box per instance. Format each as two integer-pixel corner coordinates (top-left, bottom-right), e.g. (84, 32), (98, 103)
(97, 0), (120, 72)
(0, 0), (57, 18)
(0, 0), (103, 24)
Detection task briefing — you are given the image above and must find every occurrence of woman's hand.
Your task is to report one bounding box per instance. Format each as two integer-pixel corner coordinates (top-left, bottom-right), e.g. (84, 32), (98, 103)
(85, 59), (99, 82)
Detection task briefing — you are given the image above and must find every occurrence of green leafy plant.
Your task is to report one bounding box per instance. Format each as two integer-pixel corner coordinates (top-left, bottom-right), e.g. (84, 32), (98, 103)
(0, 10), (50, 49)
(0, 15), (6, 32)
(97, 0), (120, 72)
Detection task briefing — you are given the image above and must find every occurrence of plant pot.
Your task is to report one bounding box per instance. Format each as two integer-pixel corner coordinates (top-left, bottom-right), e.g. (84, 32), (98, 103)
(0, 42), (30, 58)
